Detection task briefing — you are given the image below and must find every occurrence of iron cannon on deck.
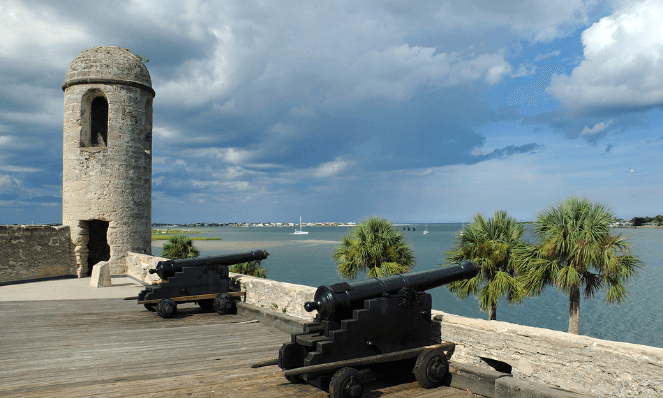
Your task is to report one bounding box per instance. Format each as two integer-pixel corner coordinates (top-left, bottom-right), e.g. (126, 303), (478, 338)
(278, 260), (479, 398)
(135, 250), (269, 318)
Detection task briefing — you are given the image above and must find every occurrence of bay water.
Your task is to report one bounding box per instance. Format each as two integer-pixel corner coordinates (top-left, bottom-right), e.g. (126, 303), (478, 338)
(152, 224), (663, 348)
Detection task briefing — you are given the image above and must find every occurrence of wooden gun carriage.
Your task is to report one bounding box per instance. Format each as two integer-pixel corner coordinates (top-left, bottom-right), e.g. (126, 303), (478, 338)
(278, 260), (479, 398)
(135, 250), (269, 318)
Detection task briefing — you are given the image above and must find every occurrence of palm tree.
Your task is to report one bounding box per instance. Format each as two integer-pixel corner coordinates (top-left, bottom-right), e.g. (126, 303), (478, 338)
(334, 216), (415, 279)
(230, 260), (267, 278)
(161, 235), (200, 260)
(519, 197), (641, 334)
(445, 210), (526, 320)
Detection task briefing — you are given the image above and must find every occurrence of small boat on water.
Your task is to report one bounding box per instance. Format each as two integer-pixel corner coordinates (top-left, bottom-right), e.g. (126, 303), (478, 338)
(292, 216), (309, 235)
(423, 224), (429, 235)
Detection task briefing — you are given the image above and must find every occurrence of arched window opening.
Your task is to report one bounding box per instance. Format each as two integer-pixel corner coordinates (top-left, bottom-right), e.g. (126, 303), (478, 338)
(90, 97), (108, 147)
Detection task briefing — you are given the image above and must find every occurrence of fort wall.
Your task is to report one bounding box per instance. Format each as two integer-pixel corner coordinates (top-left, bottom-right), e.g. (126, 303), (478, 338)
(0, 225), (76, 283)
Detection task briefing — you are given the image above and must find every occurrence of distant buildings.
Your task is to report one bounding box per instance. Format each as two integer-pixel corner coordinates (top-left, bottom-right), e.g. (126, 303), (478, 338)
(152, 221), (357, 228)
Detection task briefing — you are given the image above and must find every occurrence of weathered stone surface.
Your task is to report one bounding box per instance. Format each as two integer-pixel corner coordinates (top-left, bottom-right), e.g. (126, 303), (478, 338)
(448, 362), (511, 398)
(0, 225), (76, 283)
(125, 252), (167, 285)
(62, 46), (154, 276)
(38, 266), (72, 278)
(432, 311), (663, 398)
(63, 47), (152, 89)
(230, 272), (317, 321)
(89, 261), (112, 287)
(495, 377), (587, 398)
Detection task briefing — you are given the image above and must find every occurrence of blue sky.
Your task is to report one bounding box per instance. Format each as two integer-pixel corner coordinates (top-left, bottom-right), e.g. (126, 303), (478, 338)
(1, 0), (662, 224)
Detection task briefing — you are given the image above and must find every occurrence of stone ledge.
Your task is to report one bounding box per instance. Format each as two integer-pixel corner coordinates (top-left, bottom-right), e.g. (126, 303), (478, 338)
(236, 301), (307, 335)
(448, 362), (511, 397)
(495, 377), (588, 398)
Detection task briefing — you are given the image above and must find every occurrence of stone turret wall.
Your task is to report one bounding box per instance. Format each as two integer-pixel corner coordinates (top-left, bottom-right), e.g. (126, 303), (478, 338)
(62, 47), (154, 276)
(0, 225), (76, 283)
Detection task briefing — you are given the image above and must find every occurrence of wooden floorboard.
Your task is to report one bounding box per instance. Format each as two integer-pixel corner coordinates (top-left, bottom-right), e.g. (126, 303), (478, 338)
(0, 299), (479, 397)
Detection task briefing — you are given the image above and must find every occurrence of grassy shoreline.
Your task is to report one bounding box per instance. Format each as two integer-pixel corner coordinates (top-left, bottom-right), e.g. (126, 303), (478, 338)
(151, 229), (221, 241)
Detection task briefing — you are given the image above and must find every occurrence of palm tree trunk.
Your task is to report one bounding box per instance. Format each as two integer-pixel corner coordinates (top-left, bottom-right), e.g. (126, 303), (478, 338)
(489, 304), (496, 321)
(568, 286), (580, 334)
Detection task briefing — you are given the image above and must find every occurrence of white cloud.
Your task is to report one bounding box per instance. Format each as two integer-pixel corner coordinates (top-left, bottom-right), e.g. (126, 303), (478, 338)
(154, 1), (515, 110)
(153, 126), (181, 139)
(0, 1), (89, 68)
(534, 50), (561, 62)
(409, 0), (599, 43)
(511, 62), (537, 78)
(190, 179), (251, 191)
(0, 165), (40, 172)
(192, 147), (258, 164)
(315, 158), (351, 178)
(581, 119), (613, 135)
(548, 0), (663, 111)
(0, 136), (12, 146)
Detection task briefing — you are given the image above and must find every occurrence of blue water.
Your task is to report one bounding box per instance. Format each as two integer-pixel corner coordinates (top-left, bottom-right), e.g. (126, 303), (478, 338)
(152, 224), (663, 348)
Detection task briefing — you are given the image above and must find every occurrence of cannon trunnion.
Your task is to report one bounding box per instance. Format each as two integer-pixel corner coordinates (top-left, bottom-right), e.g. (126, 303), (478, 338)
(136, 250), (269, 318)
(278, 260), (479, 398)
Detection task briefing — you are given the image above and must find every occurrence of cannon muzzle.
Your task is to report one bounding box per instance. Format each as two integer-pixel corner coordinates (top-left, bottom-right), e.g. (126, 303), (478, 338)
(305, 260), (479, 322)
(151, 249), (269, 280)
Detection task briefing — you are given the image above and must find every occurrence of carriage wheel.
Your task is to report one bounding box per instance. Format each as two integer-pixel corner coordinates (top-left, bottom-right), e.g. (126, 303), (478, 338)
(329, 367), (364, 398)
(157, 299), (177, 319)
(413, 348), (448, 389)
(214, 293), (236, 315)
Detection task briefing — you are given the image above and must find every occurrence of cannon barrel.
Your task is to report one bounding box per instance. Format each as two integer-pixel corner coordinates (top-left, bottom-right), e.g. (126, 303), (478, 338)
(304, 260), (479, 321)
(149, 249), (269, 280)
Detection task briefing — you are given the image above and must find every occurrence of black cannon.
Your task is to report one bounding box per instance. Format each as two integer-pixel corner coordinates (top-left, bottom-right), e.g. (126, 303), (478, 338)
(278, 260), (479, 398)
(135, 250), (269, 318)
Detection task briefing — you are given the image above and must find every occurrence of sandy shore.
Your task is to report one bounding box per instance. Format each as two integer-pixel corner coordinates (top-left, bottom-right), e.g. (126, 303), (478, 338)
(151, 239), (340, 250)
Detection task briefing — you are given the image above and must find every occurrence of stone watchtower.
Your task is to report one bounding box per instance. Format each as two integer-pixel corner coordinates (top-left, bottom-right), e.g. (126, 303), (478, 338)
(62, 46), (154, 276)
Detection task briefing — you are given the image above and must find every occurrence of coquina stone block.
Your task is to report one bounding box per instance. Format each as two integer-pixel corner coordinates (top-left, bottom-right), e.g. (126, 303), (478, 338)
(89, 261), (112, 287)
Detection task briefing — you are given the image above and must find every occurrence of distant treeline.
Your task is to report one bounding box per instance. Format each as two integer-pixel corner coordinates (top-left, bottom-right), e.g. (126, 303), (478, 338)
(626, 215), (663, 226)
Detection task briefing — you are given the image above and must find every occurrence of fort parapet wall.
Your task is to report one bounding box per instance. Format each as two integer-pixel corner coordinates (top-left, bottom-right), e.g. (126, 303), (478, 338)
(231, 272), (663, 398)
(0, 225), (77, 283)
(125, 251), (166, 285)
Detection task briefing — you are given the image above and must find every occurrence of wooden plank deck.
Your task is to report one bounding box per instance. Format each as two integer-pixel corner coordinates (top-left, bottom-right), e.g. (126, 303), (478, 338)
(0, 299), (480, 397)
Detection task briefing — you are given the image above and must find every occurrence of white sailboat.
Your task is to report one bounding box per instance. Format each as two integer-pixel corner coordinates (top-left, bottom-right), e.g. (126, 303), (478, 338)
(292, 216), (309, 235)
(423, 224), (429, 235)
